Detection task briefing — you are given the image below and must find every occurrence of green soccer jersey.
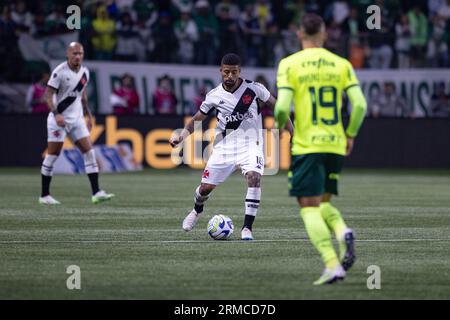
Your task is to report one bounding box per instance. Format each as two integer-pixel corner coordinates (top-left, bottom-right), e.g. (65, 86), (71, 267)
(276, 47), (360, 156)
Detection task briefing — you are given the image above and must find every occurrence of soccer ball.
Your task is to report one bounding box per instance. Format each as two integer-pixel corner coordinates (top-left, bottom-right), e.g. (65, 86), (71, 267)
(207, 215), (234, 240)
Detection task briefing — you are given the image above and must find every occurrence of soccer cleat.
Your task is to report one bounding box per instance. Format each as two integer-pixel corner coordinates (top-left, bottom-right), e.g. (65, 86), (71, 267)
(313, 265), (346, 285)
(182, 209), (202, 231)
(340, 229), (356, 271)
(241, 227), (254, 240)
(92, 190), (115, 204)
(39, 195), (61, 205)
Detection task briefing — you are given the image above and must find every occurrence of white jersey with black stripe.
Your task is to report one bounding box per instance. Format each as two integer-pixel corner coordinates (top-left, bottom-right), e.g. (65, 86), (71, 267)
(47, 62), (89, 125)
(199, 79), (271, 149)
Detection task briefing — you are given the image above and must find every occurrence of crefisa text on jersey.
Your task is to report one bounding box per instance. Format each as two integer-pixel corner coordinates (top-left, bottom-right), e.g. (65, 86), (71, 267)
(174, 304), (276, 317)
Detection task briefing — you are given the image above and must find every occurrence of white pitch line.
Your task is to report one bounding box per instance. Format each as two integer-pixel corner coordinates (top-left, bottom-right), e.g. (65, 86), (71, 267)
(0, 238), (449, 244)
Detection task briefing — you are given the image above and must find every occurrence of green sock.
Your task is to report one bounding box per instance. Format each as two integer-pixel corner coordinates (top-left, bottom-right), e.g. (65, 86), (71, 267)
(320, 202), (347, 241)
(300, 207), (339, 269)
(320, 202), (348, 260)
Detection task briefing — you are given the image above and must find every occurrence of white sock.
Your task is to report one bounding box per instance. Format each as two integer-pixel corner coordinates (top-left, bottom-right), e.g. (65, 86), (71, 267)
(245, 187), (261, 217)
(83, 149), (99, 174)
(41, 154), (58, 176)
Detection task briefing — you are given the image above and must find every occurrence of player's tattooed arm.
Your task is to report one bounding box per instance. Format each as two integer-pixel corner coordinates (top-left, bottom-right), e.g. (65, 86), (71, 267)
(45, 86), (65, 127)
(169, 111), (208, 147)
(266, 95), (294, 137)
(82, 90), (93, 130)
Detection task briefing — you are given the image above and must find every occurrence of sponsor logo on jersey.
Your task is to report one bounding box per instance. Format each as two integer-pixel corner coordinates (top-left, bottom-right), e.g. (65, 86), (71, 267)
(223, 112), (253, 123)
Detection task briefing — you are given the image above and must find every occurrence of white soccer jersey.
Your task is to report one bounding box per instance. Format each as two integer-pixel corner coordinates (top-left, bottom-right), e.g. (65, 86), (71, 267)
(200, 79), (271, 149)
(47, 61), (89, 125)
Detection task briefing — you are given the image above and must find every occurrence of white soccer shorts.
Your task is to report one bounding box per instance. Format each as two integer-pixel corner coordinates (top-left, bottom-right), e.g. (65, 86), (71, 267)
(201, 145), (265, 185)
(47, 115), (90, 143)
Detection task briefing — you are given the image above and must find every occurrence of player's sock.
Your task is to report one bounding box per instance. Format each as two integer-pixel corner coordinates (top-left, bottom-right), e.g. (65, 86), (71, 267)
(320, 202), (347, 240)
(243, 187), (261, 230)
(193, 186), (209, 214)
(83, 149), (100, 195)
(41, 154), (58, 197)
(300, 207), (340, 270)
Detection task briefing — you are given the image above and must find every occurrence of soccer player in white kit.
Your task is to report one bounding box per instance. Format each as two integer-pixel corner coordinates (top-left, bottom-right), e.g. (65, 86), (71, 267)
(39, 42), (114, 204)
(170, 53), (293, 240)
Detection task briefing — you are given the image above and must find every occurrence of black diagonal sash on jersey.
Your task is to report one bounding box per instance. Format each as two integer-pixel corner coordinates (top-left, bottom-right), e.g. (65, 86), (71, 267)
(224, 88), (256, 133)
(56, 72), (87, 113)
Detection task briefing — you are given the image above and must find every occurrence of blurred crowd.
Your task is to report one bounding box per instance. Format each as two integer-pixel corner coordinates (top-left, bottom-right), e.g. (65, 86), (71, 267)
(1, 0), (450, 117)
(1, 0), (450, 73)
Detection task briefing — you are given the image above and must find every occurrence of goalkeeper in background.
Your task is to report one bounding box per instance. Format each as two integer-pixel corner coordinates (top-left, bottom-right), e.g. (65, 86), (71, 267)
(274, 13), (367, 285)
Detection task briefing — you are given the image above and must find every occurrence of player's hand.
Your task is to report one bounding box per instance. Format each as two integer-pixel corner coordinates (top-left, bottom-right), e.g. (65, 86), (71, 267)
(55, 114), (65, 127)
(169, 134), (183, 148)
(346, 136), (354, 156)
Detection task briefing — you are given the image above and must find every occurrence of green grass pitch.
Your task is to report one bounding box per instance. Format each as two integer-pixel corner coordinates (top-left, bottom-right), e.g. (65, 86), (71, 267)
(0, 168), (449, 299)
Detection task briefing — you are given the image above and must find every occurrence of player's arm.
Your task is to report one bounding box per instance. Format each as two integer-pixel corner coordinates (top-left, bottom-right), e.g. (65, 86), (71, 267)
(44, 86), (65, 127)
(169, 111), (208, 148)
(266, 95), (294, 137)
(345, 85), (367, 155)
(82, 89), (93, 131)
(274, 89), (294, 131)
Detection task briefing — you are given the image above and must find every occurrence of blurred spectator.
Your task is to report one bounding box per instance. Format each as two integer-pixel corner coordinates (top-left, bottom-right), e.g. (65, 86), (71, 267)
(426, 15), (449, 67)
(194, 0), (219, 65)
(367, 15), (394, 69)
(174, 8), (199, 64)
(331, 0), (350, 25)
(11, 0), (32, 32)
(437, 0), (450, 20)
(173, 0), (194, 14)
(215, 0), (240, 20)
(135, 16), (154, 62)
(190, 86), (207, 114)
(430, 82), (450, 117)
(45, 4), (67, 34)
(153, 75), (178, 115)
(239, 3), (263, 66)
(115, 12), (138, 61)
(395, 13), (411, 69)
(428, 0), (446, 18)
(112, 74), (140, 115)
(152, 11), (177, 63)
(216, 6), (242, 62)
(133, 0), (158, 22)
(91, 5), (116, 60)
(408, 5), (428, 68)
(369, 82), (410, 118)
(25, 71), (49, 114)
(325, 20), (346, 57)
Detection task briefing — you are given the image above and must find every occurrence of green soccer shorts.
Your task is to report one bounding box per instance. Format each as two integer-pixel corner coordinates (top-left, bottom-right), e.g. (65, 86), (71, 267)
(288, 153), (344, 197)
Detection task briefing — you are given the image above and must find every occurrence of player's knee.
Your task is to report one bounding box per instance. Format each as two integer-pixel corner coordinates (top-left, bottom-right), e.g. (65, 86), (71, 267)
(199, 183), (215, 195)
(83, 149), (99, 174)
(246, 172), (261, 187)
(41, 154), (59, 176)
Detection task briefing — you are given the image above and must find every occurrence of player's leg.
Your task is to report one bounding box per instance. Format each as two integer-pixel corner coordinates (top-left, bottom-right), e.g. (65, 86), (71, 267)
(290, 154), (344, 285)
(40, 116), (66, 204)
(74, 133), (114, 203)
(320, 154), (355, 270)
(240, 171), (261, 240)
(182, 181), (217, 231)
(182, 151), (236, 231)
(39, 142), (63, 204)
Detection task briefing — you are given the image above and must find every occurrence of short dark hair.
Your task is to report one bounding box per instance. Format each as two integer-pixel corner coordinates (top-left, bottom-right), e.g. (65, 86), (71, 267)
(221, 53), (241, 66)
(301, 13), (324, 36)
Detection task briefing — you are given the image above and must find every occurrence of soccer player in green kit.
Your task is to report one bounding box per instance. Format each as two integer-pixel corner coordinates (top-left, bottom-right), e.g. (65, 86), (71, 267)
(274, 13), (367, 285)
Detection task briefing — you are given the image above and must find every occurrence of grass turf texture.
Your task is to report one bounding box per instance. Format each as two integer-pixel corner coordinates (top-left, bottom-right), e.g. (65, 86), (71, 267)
(0, 168), (449, 299)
